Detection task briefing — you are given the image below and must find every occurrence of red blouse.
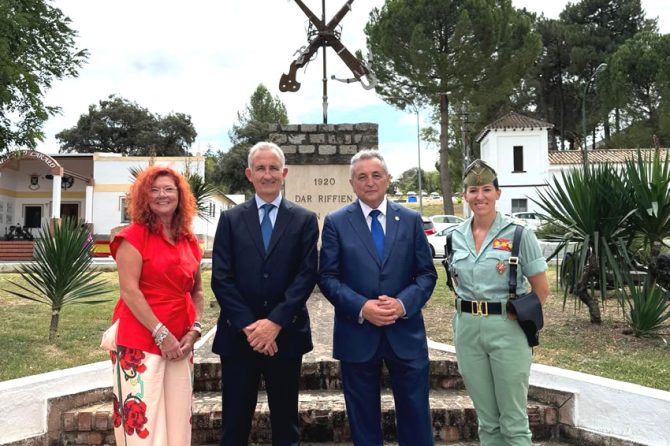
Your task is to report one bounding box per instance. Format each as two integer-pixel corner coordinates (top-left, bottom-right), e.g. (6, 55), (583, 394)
(110, 223), (202, 355)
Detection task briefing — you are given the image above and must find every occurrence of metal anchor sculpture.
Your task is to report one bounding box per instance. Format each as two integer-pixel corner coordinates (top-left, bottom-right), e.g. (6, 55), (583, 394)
(279, 0), (377, 93)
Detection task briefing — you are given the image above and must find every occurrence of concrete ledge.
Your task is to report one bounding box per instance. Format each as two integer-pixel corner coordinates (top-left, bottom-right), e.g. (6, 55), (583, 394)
(428, 340), (670, 446)
(0, 361), (110, 445)
(2, 334), (666, 445)
(0, 328), (216, 445)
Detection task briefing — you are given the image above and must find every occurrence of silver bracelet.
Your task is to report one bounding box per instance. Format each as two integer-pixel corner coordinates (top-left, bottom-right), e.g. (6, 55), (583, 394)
(154, 325), (170, 346)
(152, 322), (164, 338)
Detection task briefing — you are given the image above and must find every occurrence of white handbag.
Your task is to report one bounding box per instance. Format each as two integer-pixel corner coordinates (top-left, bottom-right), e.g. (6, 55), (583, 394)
(100, 319), (119, 351)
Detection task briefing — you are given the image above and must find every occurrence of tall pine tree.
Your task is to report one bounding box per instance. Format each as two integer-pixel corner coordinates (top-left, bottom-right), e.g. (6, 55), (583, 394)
(365, 0), (541, 213)
(208, 84), (289, 196)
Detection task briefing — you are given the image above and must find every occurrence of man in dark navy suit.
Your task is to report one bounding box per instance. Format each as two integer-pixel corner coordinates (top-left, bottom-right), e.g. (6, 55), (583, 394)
(212, 141), (318, 446)
(319, 150), (437, 445)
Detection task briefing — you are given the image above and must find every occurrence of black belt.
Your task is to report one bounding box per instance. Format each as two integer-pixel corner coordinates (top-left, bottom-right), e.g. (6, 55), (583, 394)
(456, 298), (504, 316)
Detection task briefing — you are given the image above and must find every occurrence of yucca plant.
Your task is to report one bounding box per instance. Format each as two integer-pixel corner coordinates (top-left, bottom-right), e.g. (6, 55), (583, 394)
(612, 245), (670, 337)
(3, 217), (111, 341)
(624, 280), (670, 337)
(622, 149), (670, 283)
(534, 164), (633, 323)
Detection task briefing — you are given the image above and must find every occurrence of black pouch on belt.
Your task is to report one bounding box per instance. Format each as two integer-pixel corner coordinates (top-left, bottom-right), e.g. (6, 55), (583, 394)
(508, 292), (543, 347)
(508, 225), (544, 347)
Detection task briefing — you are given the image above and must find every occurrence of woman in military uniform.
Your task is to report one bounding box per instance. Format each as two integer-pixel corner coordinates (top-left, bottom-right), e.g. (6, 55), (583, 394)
(449, 159), (549, 446)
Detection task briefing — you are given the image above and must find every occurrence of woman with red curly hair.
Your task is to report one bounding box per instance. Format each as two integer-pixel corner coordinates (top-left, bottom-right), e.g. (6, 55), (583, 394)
(105, 166), (203, 445)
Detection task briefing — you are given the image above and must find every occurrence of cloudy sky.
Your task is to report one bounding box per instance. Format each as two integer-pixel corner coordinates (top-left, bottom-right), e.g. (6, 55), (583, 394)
(38, 0), (669, 177)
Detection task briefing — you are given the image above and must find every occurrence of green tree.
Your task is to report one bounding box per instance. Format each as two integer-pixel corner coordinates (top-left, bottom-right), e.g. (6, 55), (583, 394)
(601, 31), (670, 147)
(424, 171), (441, 194)
(395, 167), (427, 194)
(525, 17), (579, 150)
(0, 0), (87, 151)
(230, 84), (288, 146)
(209, 144), (253, 195)
(559, 0), (655, 144)
(365, 0), (541, 214)
(55, 95), (197, 156)
(209, 84), (289, 196)
(3, 218), (110, 341)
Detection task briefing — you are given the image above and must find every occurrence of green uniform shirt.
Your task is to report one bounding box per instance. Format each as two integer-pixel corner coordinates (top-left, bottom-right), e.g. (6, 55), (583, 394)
(450, 212), (547, 301)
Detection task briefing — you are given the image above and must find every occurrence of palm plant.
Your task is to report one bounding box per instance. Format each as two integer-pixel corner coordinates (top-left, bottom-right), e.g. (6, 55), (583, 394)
(534, 164), (633, 323)
(186, 172), (220, 223)
(3, 217), (111, 341)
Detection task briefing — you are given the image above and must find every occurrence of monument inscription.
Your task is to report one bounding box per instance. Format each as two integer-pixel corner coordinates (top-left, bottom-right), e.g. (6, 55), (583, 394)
(284, 165), (354, 227)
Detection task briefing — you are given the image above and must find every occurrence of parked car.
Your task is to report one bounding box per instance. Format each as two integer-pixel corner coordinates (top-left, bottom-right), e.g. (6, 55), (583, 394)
(430, 214), (465, 232)
(427, 226), (457, 258)
(422, 217), (437, 236)
(511, 212), (548, 231)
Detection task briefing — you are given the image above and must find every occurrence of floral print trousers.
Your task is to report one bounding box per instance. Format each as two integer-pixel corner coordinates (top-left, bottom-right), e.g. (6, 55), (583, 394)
(110, 346), (193, 446)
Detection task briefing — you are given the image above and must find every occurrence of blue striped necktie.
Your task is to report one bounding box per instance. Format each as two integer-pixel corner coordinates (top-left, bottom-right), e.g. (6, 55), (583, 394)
(369, 209), (384, 260)
(261, 203), (274, 251)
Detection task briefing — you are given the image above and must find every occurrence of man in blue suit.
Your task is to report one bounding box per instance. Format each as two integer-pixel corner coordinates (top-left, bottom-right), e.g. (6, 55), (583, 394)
(211, 141), (319, 446)
(319, 150), (437, 445)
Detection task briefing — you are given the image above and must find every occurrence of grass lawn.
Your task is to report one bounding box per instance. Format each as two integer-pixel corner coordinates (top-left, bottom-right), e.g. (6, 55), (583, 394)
(0, 270), (220, 381)
(423, 268), (670, 391)
(1, 268), (668, 390)
(403, 201), (464, 218)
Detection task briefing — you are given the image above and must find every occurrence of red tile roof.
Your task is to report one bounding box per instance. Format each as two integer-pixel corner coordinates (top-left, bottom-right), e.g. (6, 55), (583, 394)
(548, 148), (670, 165)
(476, 111), (554, 142)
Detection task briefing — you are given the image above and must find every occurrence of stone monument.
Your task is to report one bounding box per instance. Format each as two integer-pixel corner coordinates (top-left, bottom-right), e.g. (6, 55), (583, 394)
(275, 1), (379, 226)
(269, 123), (378, 228)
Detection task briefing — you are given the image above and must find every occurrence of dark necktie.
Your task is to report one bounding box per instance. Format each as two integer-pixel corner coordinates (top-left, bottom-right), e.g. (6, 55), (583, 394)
(261, 203), (274, 251)
(369, 209), (384, 260)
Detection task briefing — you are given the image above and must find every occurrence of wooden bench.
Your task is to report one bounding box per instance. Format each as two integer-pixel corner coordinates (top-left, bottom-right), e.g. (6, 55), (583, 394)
(0, 240), (35, 260)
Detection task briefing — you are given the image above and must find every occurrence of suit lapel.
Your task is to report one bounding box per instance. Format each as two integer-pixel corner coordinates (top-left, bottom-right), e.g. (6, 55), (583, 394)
(382, 202), (401, 267)
(346, 201), (382, 266)
(242, 199), (265, 258)
(265, 199), (294, 258)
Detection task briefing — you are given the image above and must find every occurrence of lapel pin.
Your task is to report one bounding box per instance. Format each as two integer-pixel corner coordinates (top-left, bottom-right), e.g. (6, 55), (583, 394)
(395, 216), (400, 221)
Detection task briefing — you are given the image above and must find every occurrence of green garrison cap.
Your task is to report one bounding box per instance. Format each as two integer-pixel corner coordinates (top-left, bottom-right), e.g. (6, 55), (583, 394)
(463, 159), (497, 186)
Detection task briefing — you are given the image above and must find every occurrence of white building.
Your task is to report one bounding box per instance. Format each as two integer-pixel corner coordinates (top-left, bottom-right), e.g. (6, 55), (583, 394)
(475, 111), (670, 216)
(475, 111), (554, 216)
(0, 151), (234, 254)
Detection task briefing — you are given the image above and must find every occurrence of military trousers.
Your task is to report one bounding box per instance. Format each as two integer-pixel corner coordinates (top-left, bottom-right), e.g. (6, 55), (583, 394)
(454, 306), (533, 446)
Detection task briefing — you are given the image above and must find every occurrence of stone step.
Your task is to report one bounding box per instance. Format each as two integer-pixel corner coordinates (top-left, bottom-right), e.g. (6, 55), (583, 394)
(194, 355), (463, 392)
(61, 389), (559, 445)
(205, 443), (571, 446)
(194, 295), (463, 393)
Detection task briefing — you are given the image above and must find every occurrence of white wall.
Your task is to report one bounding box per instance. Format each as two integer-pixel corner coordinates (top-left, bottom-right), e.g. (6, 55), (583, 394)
(92, 191), (129, 235)
(0, 169), (18, 234)
(479, 128), (550, 216)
